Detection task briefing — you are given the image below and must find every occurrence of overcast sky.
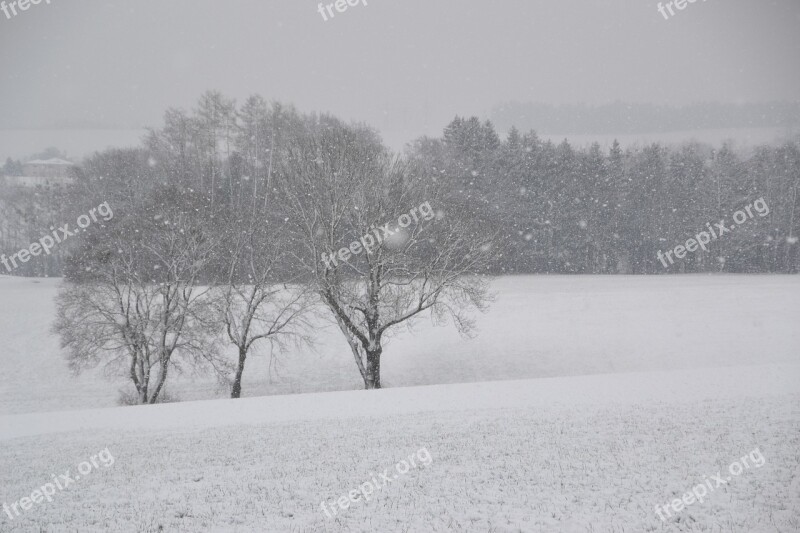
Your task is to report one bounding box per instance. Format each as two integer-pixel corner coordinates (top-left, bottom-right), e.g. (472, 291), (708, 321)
(1, 0), (798, 149)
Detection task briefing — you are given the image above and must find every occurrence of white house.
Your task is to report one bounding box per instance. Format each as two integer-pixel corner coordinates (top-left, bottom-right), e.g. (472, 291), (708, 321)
(4, 158), (75, 187)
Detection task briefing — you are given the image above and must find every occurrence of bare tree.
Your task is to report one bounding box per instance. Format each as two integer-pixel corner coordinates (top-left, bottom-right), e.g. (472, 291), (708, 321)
(194, 91), (237, 206)
(213, 217), (314, 399)
(53, 205), (224, 404)
(276, 115), (494, 389)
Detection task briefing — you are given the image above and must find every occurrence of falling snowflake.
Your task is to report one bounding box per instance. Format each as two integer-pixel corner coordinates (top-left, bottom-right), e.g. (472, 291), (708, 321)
(383, 228), (411, 250)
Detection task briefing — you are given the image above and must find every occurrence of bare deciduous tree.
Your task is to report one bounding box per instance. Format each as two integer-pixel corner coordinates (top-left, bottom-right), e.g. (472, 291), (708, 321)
(276, 115), (494, 389)
(54, 206), (224, 404)
(213, 218), (314, 398)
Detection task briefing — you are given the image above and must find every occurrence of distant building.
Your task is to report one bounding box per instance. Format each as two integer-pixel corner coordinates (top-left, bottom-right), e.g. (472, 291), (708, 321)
(4, 158), (75, 187)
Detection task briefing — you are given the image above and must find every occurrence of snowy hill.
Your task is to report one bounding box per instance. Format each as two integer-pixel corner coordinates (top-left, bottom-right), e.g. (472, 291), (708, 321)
(0, 364), (798, 531)
(1, 274), (799, 415)
(1, 274), (798, 531)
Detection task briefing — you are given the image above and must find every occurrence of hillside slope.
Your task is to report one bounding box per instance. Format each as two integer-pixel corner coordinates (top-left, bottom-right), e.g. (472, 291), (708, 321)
(1, 274), (799, 415)
(1, 364), (798, 531)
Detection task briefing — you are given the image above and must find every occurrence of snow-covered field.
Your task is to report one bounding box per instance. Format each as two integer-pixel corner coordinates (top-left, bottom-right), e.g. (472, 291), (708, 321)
(535, 126), (798, 152)
(0, 365), (798, 531)
(0, 127), (793, 164)
(0, 274), (798, 531)
(0, 129), (147, 162)
(1, 274), (799, 415)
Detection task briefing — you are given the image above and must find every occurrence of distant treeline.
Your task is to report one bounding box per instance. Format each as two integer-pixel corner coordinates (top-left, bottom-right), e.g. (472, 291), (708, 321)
(1, 93), (798, 277)
(491, 101), (800, 135)
(408, 117), (800, 274)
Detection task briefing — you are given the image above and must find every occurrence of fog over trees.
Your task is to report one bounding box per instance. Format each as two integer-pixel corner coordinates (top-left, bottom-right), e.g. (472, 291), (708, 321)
(491, 101), (800, 135)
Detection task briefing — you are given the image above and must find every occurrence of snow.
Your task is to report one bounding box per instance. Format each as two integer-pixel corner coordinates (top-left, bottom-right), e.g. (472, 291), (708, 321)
(22, 158), (74, 166)
(1, 274), (798, 415)
(0, 362), (796, 442)
(0, 365), (798, 531)
(0, 274), (798, 531)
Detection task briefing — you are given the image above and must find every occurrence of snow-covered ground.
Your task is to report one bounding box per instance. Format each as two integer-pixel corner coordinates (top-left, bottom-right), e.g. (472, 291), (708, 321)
(1, 274), (798, 415)
(0, 127), (791, 162)
(535, 126), (798, 152)
(0, 365), (798, 531)
(0, 129), (147, 163)
(1, 274), (798, 531)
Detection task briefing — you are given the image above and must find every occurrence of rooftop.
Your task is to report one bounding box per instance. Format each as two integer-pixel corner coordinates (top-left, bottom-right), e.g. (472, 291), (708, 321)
(23, 158), (75, 166)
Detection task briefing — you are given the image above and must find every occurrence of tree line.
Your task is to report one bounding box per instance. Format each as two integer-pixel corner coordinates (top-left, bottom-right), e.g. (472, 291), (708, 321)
(414, 116), (799, 274)
(3, 90), (797, 404)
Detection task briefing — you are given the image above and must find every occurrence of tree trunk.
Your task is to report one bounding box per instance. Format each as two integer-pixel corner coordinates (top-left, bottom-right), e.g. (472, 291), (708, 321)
(231, 346), (247, 399)
(347, 340), (368, 384)
(137, 386), (148, 405)
(364, 348), (382, 389)
(148, 357), (170, 404)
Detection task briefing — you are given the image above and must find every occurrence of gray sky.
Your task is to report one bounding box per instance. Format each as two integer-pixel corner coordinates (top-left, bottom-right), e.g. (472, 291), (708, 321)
(1, 0), (799, 149)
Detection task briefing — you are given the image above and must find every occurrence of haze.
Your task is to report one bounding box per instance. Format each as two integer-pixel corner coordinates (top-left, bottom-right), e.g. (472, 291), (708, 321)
(1, 0), (798, 149)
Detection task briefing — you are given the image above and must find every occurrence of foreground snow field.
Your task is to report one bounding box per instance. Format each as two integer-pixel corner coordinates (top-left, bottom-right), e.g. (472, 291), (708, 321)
(1, 274), (799, 415)
(0, 365), (798, 532)
(1, 274), (798, 531)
